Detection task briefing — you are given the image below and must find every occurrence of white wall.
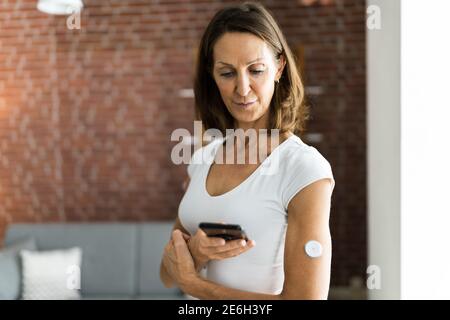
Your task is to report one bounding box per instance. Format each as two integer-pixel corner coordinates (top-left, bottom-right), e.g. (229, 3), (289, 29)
(368, 0), (450, 299)
(401, 0), (450, 299)
(367, 0), (401, 300)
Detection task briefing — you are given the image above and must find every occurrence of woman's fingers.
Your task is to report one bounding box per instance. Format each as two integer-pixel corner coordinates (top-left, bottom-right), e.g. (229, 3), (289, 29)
(213, 240), (255, 259)
(212, 239), (248, 253)
(193, 228), (256, 261)
(206, 239), (255, 256)
(195, 229), (226, 247)
(204, 237), (226, 247)
(181, 233), (191, 241)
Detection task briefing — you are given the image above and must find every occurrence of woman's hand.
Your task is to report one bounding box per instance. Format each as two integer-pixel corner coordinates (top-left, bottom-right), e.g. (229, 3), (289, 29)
(187, 229), (256, 272)
(162, 230), (198, 290)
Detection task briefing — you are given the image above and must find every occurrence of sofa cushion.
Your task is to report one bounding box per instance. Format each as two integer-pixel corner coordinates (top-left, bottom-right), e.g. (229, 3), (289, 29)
(21, 247), (82, 300)
(0, 237), (37, 300)
(136, 293), (188, 300)
(81, 294), (134, 300)
(5, 223), (137, 296)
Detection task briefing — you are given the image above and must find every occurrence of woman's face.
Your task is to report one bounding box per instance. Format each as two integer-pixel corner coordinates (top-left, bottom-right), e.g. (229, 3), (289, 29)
(212, 32), (285, 129)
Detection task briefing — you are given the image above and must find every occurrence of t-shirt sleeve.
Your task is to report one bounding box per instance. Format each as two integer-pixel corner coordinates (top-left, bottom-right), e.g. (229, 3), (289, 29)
(281, 149), (335, 211)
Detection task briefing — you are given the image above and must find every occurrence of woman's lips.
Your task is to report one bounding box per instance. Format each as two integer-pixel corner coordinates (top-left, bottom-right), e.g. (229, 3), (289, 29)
(233, 101), (256, 108)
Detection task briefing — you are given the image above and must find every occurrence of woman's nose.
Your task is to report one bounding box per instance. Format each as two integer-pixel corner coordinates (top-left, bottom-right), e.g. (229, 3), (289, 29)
(235, 74), (251, 97)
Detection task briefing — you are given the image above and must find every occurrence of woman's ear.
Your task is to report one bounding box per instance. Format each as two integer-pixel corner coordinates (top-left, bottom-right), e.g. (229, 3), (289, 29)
(275, 54), (286, 81)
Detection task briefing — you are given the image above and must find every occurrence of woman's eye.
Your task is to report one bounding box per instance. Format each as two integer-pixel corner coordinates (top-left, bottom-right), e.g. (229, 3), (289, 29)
(220, 72), (234, 78)
(251, 70), (264, 75)
(219, 70), (264, 78)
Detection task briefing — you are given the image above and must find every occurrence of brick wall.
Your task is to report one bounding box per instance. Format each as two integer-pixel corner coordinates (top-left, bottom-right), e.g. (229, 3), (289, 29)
(0, 0), (366, 287)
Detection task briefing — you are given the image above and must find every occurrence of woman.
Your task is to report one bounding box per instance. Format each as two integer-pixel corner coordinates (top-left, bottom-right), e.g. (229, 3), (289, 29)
(160, 2), (335, 299)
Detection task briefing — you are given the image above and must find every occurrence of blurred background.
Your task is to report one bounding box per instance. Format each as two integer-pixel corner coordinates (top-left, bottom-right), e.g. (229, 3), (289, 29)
(1, 0), (366, 299)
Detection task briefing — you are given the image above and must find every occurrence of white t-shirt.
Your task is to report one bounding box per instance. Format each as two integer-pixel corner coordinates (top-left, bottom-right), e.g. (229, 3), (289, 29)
(178, 134), (335, 294)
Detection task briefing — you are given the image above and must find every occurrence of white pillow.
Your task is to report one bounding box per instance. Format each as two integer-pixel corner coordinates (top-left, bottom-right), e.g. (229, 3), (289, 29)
(20, 247), (82, 300)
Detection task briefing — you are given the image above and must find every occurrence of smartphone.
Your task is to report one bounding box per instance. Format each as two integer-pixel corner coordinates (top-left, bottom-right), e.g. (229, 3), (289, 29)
(199, 222), (248, 241)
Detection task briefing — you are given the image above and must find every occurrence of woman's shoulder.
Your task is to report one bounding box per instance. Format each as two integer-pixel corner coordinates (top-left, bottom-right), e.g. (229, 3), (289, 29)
(278, 135), (335, 209)
(280, 135), (332, 171)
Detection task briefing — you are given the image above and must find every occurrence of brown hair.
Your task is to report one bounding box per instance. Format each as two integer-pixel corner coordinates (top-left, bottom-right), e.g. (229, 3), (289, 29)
(194, 1), (309, 137)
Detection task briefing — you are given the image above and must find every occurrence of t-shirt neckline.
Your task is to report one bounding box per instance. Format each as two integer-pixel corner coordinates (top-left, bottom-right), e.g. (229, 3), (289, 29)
(203, 134), (296, 198)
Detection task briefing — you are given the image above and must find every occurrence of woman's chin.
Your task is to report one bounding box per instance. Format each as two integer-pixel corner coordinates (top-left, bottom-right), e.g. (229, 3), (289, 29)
(227, 103), (267, 127)
(231, 105), (257, 117)
(231, 115), (261, 127)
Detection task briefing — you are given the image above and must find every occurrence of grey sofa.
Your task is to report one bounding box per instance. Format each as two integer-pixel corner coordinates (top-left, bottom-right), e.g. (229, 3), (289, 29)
(4, 221), (187, 300)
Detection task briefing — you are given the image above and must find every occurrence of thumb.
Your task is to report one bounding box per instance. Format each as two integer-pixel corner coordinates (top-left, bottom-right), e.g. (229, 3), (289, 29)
(197, 228), (207, 237)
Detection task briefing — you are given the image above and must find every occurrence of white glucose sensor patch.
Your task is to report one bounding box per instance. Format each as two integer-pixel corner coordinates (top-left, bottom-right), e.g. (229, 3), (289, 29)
(304, 240), (323, 258)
